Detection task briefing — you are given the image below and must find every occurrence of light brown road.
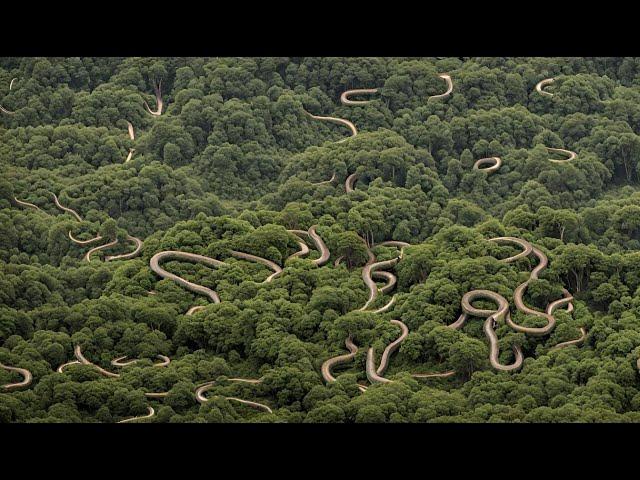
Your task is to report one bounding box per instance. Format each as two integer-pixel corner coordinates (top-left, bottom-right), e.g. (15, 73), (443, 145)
(111, 355), (170, 367)
(372, 270), (396, 294)
(308, 225), (330, 266)
(118, 406), (155, 423)
(473, 157), (502, 174)
(105, 235), (143, 261)
(126, 121), (135, 140)
(57, 360), (81, 373)
(489, 236), (533, 263)
(150, 250), (225, 305)
(286, 231), (310, 262)
(448, 289), (524, 372)
(144, 80), (163, 116)
(313, 172), (337, 185)
(229, 250), (283, 282)
(51, 192), (82, 222)
(85, 238), (119, 262)
(74, 345), (120, 378)
(376, 320), (408, 377)
(14, 197), (45, 213)
(1, 363), (32, 391)
(0, 78), (16, 114)
(340, 88), (378, 105)
(535, 78), (555, 96)
(429, 74), (453, 100)
(195, 378), (272, 414)
(546, 147), (577, 163)
(321, 337), (359, 384)
(303, 109), (357, 143)
(360, 257), (400, 311)
(125, 149), (135, 163)
(345, 173), (358, 193)
(550, 327), (587, 351)
(68, 231), (103, 245)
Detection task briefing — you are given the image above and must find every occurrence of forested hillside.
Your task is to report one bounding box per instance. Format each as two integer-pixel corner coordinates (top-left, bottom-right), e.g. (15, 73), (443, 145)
(2, 57), (640, 423)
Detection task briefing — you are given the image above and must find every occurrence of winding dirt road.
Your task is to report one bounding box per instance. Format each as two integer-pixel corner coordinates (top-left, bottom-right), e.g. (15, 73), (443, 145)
(535, 78), (555, 96)
(375, 320), (408, 377)
(546, 147), (577, 163)
(550, 327), (587, 351)
(230, 250), (283, 282)
(144, 80), (163, 116)
(14, 197), (45, 213)
(372, 294), (397, 314)
(429, 74), (453, 100)
(360, 256), (400, 311)
(85, 238), (119, 263)
(195, 378), (272, 414)
(74, 345), (120, 378)
(125, 121), (136, 162)
(51, 192), (82, 222)
(68, 231), (103, 245)
(118, 406), (155, 423)
(345, 173), (358, 193)
(308, 226), (330, 266)
(473, 157), (502, 174)
(1, 363), (33, 391)
(312, 172), (337, 186)
(303, 109), (357, 143)
(490, 237), (575, 338)
(286, 231), (310, 262)
(111, 355), (170, 367)
(372, 270), (396, 294)
(340, 88), (378, 105)
(0, 78), (16, 114)
(150, 250), (225, 306)
(321, 337), (359, 383)
(448, 290), (524, 372)
(105, 235), (143, 261)
(57, 360), (81, 373)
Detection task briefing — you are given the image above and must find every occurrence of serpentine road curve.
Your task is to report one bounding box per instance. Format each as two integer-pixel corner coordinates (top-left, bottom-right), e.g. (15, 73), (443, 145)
(286, 231), (310, 262)
(150, 250), (225, 306)
(340, 88), (378, 105)
(0, 78), (16, 114)
(546, 147), (577, 163)
(448, 290), (524, 372)
(51, 192), (82, 222)
(111, 355), (170, 367)
(68, 231), (103, 245)
(144, 80), (163, 116)
(74, 345), (120, 378)
(1, 363), (33, 391)
(195, 378), (272, 414)
(321, 337), (359, 384)
(105, 235), (143, 261)
(118, 406), (155, 423)
(345, 173), (358, 193)
(303, 109), (357, 143)
(229, 250), (283, 282)
(14, 197), (45, 213)
(550, 327), (587, 351)
(308, 226), (331, 266)
(85, 238), (119, 262)
(312, 172), (336, 185)
(429, 74), (453, 100)
(535, 78), (555, 96)
(473, 157), (502, 174)
(57, 360), (81, 373)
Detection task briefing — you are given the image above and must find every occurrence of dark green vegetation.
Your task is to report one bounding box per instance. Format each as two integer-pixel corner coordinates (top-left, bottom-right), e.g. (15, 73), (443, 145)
(2, 57), (640, 423)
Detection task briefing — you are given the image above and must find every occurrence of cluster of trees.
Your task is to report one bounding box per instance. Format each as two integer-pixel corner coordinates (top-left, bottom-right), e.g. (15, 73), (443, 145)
(2, 57), (640, 423)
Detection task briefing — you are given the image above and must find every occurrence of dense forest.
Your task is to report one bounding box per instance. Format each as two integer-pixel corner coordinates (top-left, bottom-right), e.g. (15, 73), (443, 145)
(2, 57), (640, 423)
